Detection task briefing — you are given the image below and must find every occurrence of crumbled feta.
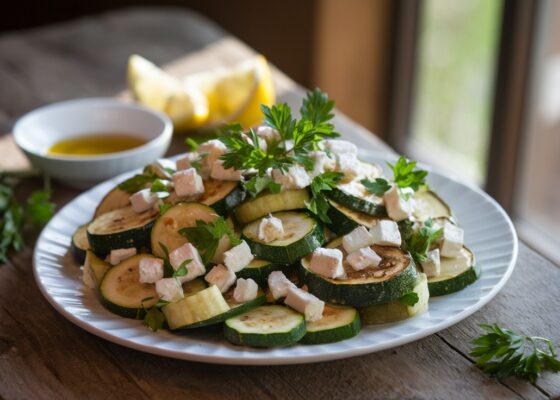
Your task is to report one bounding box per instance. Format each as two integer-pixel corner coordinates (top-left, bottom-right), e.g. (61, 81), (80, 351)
(284, 287), (325, 322)
(129, 188), (158, 213)
(320, 139), (358, 157)
(210, 159), (242, 181)
(309, 247), (346, 279)
(233, 278), (259, 302)
(267, 271), (297, 299)
(155, 278), (184, 302)
(347, 247), (382, 271)
(258, 214), (284, 243)
(335, 153), (361, 181)
(271, 164), (312, 190)
(139, 257), (164, 283)
(342, 226), (375, 253)
(108, 248), (137, 265)
(205, 264), (236, 293)
(169, 243), (206, 283)
(440, 221), (464, 257)
(369, 220), (402, 247)
(176, 152), (203, 171)
(81, 264), (96, 289)
(421, 249), (441, 277)
(308, 150), (336, 178)
(383, 186), (412, 221)
(256, 125), (281, 143)
(197, 139), (227, 165)
(223, 240), (254, 272)
(172, 168), (205, 198)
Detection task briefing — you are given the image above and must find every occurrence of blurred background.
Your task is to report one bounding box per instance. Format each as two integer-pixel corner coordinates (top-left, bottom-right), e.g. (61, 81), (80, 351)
(2, 0), (559, 262)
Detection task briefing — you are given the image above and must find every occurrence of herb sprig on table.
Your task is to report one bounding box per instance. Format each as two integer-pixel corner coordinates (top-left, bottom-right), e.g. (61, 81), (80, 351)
(218, 88), (340, 197)
(470, 324), (560, 383)
(0, 171), (55, 263)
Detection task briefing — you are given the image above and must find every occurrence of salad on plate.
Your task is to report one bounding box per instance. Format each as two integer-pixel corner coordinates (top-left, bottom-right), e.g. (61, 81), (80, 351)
(74, 89), (479, 348)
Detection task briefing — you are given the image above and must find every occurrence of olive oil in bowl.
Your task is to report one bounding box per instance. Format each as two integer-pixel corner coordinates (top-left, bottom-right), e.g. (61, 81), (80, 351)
(48, 133), (146, 156)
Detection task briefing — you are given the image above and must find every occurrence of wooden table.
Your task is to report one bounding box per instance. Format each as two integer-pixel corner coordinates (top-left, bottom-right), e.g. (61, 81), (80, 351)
(0, 8), (559, 400)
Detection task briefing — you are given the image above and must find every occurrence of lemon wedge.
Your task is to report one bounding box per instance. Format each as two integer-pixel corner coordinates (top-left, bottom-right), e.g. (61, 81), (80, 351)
(185, 55), (276, 128)
(128, 55), (209, 130)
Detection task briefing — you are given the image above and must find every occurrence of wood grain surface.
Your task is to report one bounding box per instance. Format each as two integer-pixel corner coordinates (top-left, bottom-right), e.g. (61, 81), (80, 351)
(0, 7), (558, 400)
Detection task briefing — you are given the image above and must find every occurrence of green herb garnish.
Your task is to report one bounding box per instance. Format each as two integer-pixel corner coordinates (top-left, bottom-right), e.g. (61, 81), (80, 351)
(398, 292), (419, 307)
(387, 156), (428, 192)
(361, 177), (391, 196)
(178, 217), (240, 264)
(140, 296), (170, 332)
(150, 178), (170, 198)
(403, 218), (442, 264)
(118, 174), (155, 193)
(185, 137), (199, 151)
(243, 175), (281, 197)
(172, 258), (191, 279)
(470, 324), (560, 383)
(305, 171), (344, 224)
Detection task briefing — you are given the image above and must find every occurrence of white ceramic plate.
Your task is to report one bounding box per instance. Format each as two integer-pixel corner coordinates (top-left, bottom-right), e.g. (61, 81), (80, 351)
(33, 151), (518, 365)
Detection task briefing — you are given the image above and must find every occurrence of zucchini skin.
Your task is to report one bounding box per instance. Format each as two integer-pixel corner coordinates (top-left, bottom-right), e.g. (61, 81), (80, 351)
(88, 220), (154, 256)
(206, 184), (246, 217)
(300, 261), (418, 307)
(428, 263), (481, 297)
(300, 308), (361, 345)
(326, 204), (360, 235)
(242, 217), (325, 265)
(71, 225), (89, 265)
(236, 261), (289, 287)
(328, 188), (386, 217)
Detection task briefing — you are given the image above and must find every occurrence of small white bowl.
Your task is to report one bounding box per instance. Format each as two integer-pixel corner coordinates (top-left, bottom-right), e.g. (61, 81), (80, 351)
(13, 98), (173, 188)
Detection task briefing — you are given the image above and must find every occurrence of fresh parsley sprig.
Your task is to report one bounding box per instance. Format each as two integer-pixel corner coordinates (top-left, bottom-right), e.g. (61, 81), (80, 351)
(140, 296), (170, 332)
(361, 178), (391, 196)
(243, 175), (281, 198)
(0, 171), (55, 263)
(470, 324), (560, 383)
(398, 292), (419, 307)
(178, 217), (240, 264)
(150, 178), (171, 199)
(388, 156), (428, 192)
(402, 218), (442, 264)
(305, 171), (344, 224)
(118, 174), (155, 193)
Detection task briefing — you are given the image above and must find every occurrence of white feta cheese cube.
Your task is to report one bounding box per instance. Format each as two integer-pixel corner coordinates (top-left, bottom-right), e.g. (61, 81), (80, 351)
(205, 264), (236, 293)
(155, 278), (184, 302)
(383, 186), (412, 221)
(81, 264), (96, 289)
(176, 152), (210, 177)
(258, 214), (284, 243)
(139, 257), (164, 283)
(267, 271), (296, 299)
(440, 221), (464, 257)
(197, 139), (227, 165)
(335, 153), (361, 181)
(342, 226), (375, 253)
(369, 220), (402, 247)
(309, 248), (345, 279)
(151, 158), (176, 179)
(210, 159), (242, 181)
(169, 243), (206, 283)
(172, 168), (205, 198)
(421, 249), (441, 277)
(224, 240), (254, 272)
(108, 248), (137, 266)
(308, 150), (336, 178)
(320, 139), (358, 157)
(256, 125), (281, 143)
(347, 247), (382, 271)
(284, 287), (325, 322)
(233, 278), (259, 302)
(129, 188), (158, 213)
(271, 164), (312, 190)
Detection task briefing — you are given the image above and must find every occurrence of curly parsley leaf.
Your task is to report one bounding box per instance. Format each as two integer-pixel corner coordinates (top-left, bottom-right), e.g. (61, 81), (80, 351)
(305, 171), (344, 224)
(470, 324), (560, 383)
(118, 174), (155, 193)
(178, 217), (240, 264)
(398, 292), (419, 307)
(403, 218), (442, 264)
(361, 178), (391, 196)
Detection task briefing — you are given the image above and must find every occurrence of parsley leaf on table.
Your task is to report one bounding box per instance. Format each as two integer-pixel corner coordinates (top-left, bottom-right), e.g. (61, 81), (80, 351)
(470, 324), (560, 383)
(387, 156), (428, 192)
(178, 217), (240, 264)
(305, 171), (344, 224)
(402, 218), (442, 264)
(361, 177), (391, 196)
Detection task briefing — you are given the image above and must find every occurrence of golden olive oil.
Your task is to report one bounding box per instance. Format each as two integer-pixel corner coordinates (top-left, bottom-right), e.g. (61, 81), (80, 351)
(48, 133), (146, 156)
